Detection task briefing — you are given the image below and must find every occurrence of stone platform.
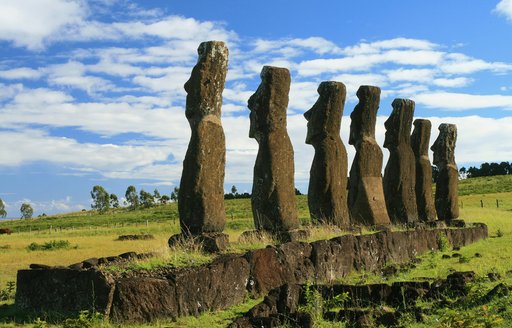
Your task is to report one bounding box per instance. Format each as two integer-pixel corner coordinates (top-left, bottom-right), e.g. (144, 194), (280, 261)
(15, 224), (487, 323)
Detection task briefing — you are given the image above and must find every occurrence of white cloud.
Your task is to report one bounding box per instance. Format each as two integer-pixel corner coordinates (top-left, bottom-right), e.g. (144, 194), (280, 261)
(495, 0), (512, 21)
(0, 0), (87, 50)
(0, 67), (42, 80)
(342, 38), (437, 55)
(253, 37), (343, 56)
(414, 92), (512, 110)
(0, 87), (190, 139)
(440, 53), (512, 74)
(386, 68), (435, 83)
(0, 129), (171, 170)
(46, 61), (116, 95)
(432, 77), (472, 88)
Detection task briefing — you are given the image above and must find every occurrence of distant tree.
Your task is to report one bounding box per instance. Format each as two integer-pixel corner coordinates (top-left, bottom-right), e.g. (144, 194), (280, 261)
(170, 187), (180, 202)
(125, 185), (139, 209)
(91, 185), (110, 213)
(231, 185), (238, 195)
(160, 195), (170, 204)
(0, 198), (6, 218)
(500, 161), (511, 175)
(153, 189), (161, 205)
(139, 189), (155, 208)
(295, 188), (302, 196)
(459, 167), (468, 179)
(110, 194), (120, 208)
(20, 203), (33, 219)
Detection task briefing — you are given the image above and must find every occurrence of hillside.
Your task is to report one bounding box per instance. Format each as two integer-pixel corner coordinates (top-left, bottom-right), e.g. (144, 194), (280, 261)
(0, 175), (510, 231)
(458, 174), (512, 195)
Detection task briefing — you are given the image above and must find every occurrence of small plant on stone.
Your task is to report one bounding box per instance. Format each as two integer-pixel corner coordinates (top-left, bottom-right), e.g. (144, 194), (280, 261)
(496, 229), (504, 238)
(0, 281), (15, 301)
(62, 310), (104, 328)
(437, 234), (451, 252)
(458, 255), (471, 264)
(298, 281), (324, 323)
(32, 318), (47, 328)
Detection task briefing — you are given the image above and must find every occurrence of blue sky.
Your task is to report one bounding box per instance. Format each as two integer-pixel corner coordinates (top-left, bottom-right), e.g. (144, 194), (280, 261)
(1, 0), (512, 218)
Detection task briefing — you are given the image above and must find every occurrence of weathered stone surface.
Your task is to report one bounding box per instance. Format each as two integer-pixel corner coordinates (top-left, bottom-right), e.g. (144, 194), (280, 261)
(179, 41), (228, 234)
(304, 81), (349, 226)
(383, 99), (419, 224)
(411, 119), (437, 222)
(348, 86), (391, 226)
(172, 255), (250, 317)
(311, 234), (355, 282)
(431, 123), (459, 221)
(245, 246), (293, 296)
(110, 278), (178, 322)
(277, 242), (314, 283)
(248, 66), (299, 232)
(168, 232), (229, 253)
(15, 268), (114, 315)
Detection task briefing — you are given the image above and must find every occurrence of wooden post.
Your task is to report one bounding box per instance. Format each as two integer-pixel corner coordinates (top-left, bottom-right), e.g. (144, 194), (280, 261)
(496, 199), (499, 208)
(480, 200), (484, 208)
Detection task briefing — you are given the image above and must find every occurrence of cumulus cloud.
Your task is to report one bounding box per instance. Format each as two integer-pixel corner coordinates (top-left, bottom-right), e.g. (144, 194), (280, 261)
(495, 0), (512, 21)
(414, 92), (512, 110)
(0, 0), (87, 50)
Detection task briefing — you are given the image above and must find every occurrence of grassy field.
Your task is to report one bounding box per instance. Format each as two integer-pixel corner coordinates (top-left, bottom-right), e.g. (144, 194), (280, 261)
(0, 175), (511, 327)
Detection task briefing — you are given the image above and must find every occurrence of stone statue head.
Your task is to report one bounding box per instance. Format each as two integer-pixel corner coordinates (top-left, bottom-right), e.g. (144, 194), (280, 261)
(431, 123), (457, 166)
(383, 98), (415, 149)
(349, 85), (380, 146)
(248, 66), (291, 142)
(304, 81), (345, 145)
(411, 119), (432, 157)
(184, 41), (228, 122)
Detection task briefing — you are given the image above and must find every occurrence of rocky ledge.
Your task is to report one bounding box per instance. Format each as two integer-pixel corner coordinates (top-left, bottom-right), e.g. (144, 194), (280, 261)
(15, 224), (487, 323)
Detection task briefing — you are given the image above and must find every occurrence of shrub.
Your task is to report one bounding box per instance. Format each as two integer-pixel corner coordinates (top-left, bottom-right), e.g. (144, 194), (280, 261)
(27, 240), (73, 251)
(437, 234), (451, 252)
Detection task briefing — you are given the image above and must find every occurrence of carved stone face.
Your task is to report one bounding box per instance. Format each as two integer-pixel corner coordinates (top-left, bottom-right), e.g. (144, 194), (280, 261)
(348, 104), (362, 146)
(304, 104), (323, 145)
(383, 109), (399, 149)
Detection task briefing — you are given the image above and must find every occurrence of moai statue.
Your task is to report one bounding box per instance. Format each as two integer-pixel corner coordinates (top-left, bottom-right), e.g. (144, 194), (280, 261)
(383, 99), (419, 224)
(410, 119), (437, 222)
(177, 41), (228, 241)
(304, 81), (349, 227)
(348, 86), (391, 226)
(248, 66), (299, 232)
(431, 123), (459, 221)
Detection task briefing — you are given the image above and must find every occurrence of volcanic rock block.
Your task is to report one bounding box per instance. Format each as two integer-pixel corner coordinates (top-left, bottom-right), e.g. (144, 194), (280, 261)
(304, 81), (349, 227)
(411, 119), (437, 222)
(15, 268), (114, 315)
(431, 124), (459, 221)
(248, 66), (299, 232)
(348, 86), (391, 226)
(383, 99), (419, 224)
(178, 41), (228, 234)
(110, 278), (178, 322)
